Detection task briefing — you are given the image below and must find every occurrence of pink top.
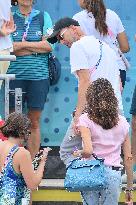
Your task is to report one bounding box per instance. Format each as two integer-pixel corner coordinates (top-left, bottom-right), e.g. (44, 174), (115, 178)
(78, 113), (129, 167)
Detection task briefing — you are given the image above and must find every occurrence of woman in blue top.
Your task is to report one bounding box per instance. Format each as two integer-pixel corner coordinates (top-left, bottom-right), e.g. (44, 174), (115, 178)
(8, 0), (54, 158)
(0, 112), (49, 205)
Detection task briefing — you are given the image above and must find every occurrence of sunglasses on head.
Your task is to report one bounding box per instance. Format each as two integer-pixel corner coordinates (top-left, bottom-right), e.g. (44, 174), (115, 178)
(57, 29), (68, 42)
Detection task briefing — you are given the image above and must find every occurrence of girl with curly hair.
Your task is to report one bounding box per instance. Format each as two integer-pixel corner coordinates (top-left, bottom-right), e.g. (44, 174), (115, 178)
(73, 78), (133, 205)
(0, 112), (49, 205)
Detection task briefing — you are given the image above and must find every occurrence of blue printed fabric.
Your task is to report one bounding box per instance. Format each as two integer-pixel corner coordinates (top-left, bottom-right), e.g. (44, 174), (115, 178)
(0, 145), (30, 205)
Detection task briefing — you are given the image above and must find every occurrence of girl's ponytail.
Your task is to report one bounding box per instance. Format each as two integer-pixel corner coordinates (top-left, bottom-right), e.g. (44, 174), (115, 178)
(84, 0), (108, 36)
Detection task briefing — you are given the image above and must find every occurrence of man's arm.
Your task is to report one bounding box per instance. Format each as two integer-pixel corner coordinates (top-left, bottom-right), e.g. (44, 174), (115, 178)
(13, 37), (52, 54)
(13, 49), (34, 56)
(74, 69), (90, 122)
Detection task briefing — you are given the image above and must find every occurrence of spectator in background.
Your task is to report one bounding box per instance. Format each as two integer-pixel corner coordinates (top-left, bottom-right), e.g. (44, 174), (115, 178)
(0, 0), (16, 88)
(8, 0), (53, 159)
(73, 0), (130, 90)
(0, 112), (49, 205)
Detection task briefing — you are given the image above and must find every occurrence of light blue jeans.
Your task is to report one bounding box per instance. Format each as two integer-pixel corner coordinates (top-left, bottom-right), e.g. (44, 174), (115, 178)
(81, 167), (122, 205)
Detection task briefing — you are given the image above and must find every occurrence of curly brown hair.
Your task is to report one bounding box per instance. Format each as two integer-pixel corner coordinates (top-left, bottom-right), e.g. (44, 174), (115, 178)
(86, 78), (119, 129)
(0, 112), (31, 138)
(83, 0), (108, 35)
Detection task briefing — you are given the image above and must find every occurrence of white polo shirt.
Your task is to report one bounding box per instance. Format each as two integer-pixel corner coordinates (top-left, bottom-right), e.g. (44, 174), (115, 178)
(0, 0), (12, 51)
(70, 36), (123, 112)
(73, 9), (126, 71)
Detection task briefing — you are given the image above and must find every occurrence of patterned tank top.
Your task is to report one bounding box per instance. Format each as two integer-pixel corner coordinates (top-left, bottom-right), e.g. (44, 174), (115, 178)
(0, 145), (30, 205)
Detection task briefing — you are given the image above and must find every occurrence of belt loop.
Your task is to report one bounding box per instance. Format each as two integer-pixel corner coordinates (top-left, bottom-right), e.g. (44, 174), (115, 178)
(111, 166), (122, 171)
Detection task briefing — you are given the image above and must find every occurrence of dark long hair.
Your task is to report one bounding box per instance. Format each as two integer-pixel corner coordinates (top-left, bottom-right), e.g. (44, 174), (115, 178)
(83, 0), (108, 35)
(86, 78), (119, 129)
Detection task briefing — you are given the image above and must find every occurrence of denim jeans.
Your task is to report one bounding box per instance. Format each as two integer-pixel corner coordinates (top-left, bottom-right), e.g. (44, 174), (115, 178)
(60, 119), (82, 165)
(81, 167), (122, 205)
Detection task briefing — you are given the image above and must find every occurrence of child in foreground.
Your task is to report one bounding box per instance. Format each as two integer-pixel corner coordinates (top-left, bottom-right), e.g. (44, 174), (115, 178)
(73, 78), (133, 205)
(0, 112), (49, 205)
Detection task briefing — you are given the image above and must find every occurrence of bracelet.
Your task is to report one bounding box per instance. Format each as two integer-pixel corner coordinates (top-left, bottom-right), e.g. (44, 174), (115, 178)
(125, 188), (134, 192)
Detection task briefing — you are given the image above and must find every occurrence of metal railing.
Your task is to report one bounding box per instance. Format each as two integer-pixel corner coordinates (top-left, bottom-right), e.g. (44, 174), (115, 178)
(0, 55), (16, 61)
(0, 55), (22, 119)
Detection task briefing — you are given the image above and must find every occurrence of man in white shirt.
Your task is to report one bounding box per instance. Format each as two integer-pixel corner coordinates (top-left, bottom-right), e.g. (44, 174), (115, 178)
(48, 17), (123, 128)
(0, 0), (16, 87)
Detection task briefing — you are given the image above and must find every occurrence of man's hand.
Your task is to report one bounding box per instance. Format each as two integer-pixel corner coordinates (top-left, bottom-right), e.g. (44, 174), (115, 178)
(0, 21), (16, 36)
(72, 110), (81, 135)
(73, 149), (83, 157)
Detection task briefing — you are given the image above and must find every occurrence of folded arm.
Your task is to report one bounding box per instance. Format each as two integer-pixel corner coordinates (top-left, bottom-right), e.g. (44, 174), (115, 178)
(13, 37), (52, 56)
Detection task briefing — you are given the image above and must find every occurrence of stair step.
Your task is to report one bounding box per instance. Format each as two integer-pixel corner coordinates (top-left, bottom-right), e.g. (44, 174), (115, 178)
(32, 179), (136, 203)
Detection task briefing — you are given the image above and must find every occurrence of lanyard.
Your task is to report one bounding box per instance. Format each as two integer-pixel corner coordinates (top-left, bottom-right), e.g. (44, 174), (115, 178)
(1, 145), (18, 176)
(22, 9), (34, 41)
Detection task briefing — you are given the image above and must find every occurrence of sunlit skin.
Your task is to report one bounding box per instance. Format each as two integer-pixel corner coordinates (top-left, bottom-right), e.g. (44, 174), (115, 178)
(78, 0), (86, 9)
(17, 0), (33, 7)
(57, 28), (75, 48)
(16, 0), (33, 16)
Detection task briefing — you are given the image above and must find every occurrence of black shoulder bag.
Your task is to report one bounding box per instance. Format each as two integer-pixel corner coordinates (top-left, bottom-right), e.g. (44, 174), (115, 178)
(39, 11), (61, 86)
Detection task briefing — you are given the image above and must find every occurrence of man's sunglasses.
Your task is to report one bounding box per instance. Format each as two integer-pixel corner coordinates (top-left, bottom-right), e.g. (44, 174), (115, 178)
(57, 29), (68, 41)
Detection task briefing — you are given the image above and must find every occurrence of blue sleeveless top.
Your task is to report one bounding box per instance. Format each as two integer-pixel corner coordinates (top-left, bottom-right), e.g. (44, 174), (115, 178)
(0, 145), (30, 205)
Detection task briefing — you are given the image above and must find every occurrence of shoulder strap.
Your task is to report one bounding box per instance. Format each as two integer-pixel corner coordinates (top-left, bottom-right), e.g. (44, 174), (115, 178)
(38, 11), (44, 34)
(108, 28), (119, 48)
(80, 40), (103, 70)
(3, 145), (19, 170)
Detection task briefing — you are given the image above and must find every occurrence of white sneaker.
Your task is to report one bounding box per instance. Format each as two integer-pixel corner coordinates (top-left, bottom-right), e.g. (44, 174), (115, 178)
(122, 172), (136, 183)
